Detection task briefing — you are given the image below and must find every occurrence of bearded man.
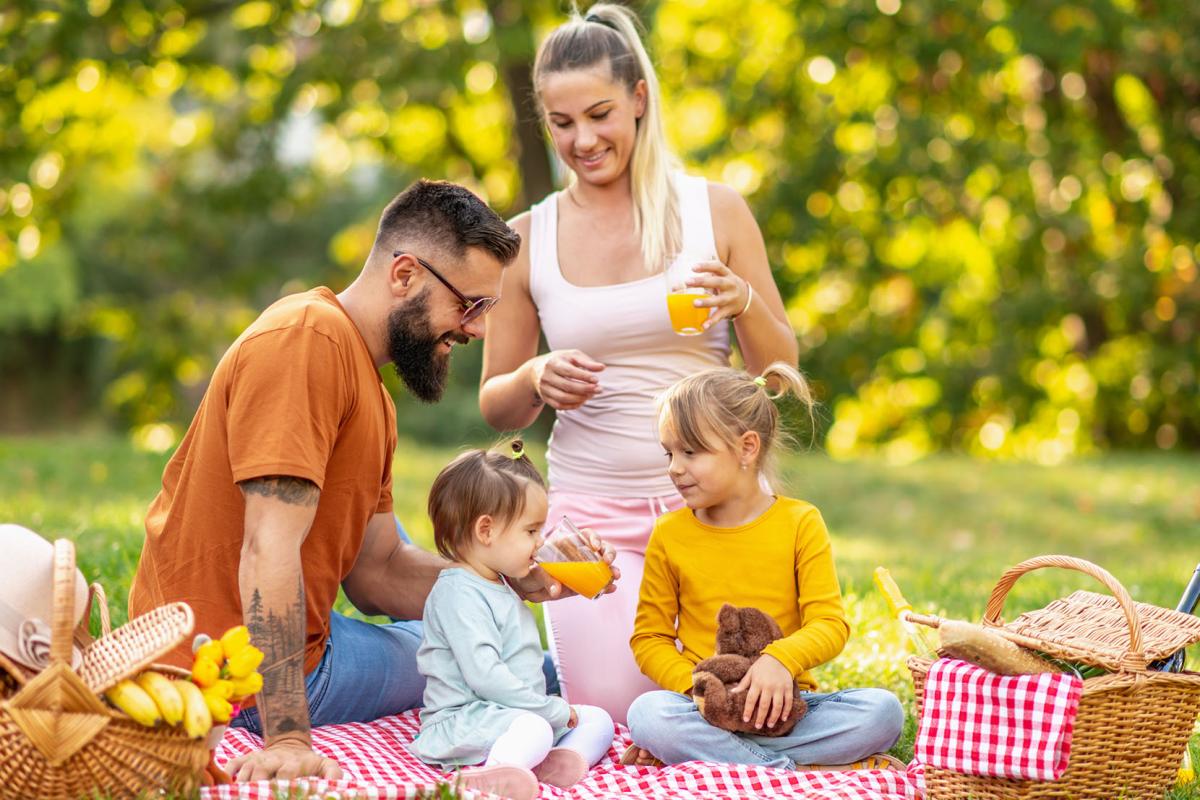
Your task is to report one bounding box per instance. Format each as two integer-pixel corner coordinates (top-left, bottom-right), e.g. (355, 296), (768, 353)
(129, 180), (604, 781)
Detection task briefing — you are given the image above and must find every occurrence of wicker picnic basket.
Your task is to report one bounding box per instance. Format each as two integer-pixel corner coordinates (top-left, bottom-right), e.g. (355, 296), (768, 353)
(0, 539), (209, 800)
(908, 555), (1200, 800)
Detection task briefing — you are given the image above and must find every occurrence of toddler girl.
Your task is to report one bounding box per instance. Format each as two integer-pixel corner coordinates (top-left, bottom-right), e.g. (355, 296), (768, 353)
(625, 365), (905, 770)
(411, 440), (614, 800)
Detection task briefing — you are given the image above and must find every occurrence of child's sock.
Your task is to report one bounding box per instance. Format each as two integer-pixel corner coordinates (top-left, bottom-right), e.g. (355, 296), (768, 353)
(535, 703), (615, 787)
(458, 764), (538, 800)
(533, 747), (589, 787)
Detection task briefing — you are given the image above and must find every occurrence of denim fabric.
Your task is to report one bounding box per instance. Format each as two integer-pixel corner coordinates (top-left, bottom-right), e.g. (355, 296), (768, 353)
(626, 687), (905, 769)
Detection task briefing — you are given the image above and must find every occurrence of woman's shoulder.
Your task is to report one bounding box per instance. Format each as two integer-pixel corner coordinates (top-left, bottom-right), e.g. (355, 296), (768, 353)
(702, 180), (751, 217)
(507, 209), (533, 239)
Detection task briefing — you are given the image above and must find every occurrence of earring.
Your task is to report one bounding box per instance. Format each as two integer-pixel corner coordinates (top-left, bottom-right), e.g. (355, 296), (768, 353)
(740, 463), (748, 471)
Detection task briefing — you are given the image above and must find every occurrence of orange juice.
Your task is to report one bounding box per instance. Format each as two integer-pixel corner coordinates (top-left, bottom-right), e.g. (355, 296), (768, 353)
(666, 291), (710, 335)
(539, 561), (614, 599)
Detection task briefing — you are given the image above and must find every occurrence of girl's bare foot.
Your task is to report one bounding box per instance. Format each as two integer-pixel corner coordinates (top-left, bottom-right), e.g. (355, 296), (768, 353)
(619, 745), (664, 768)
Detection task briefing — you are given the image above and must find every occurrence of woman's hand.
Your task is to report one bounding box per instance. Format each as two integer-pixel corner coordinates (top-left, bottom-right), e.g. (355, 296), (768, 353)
(509, 528), (619, 602)
(530, 350), (605, 411)
(730, 654), (794, 730)
(685, 261), (751, 328)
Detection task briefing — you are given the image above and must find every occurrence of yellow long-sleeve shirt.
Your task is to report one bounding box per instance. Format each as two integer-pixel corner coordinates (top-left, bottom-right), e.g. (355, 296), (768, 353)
(630, 497), (850, 695)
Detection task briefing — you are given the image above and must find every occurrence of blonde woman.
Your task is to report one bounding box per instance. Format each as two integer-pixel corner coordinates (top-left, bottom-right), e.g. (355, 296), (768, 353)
(480, 4), (798, 724)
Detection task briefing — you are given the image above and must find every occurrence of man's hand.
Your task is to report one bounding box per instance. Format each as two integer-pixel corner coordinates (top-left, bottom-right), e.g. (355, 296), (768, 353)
(730, 653), (794, 730)
(227, 738), (343, 782)
(509, 528), (619, 602)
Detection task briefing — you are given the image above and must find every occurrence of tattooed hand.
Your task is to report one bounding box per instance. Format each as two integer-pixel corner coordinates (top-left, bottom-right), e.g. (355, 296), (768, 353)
(227, 738), (343, 782)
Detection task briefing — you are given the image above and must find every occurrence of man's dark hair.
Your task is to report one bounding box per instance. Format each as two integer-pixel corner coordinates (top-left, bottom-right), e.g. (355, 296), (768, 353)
(375, 179), (520, 265)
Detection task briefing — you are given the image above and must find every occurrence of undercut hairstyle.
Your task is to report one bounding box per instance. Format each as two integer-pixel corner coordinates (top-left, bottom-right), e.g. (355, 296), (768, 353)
(374, 179), (521, 266)
(428, 439), (546, 562)
(658, 363), (818, 490)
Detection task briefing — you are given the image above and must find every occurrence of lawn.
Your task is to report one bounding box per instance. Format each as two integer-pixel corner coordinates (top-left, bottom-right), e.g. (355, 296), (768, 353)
(2, 432), (1199, 798)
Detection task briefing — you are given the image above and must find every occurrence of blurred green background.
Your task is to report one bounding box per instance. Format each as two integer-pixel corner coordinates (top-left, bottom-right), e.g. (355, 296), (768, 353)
(1, 0), (1197, 459)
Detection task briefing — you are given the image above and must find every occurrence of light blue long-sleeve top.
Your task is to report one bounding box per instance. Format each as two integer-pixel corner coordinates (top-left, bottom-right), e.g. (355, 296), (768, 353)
(410, 567), (571, 767)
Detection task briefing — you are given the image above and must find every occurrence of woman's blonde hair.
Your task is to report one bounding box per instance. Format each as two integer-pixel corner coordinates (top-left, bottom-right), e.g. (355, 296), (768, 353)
(427, 439), (545, 562)
(657, 363), (817, 488)
(533, 3), (681, 273)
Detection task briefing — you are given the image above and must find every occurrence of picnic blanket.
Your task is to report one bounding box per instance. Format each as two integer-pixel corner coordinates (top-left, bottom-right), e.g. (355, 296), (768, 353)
(914, 657), (1084, 781)
(204, 709), (924, 799)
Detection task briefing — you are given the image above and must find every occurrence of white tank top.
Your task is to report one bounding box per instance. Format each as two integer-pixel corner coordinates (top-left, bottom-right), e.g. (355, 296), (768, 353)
(529, 173), (732, 497)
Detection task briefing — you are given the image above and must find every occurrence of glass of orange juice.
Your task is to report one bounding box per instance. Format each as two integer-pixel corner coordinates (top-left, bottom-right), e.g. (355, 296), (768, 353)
(535, 517), (614, 600)
(664, 252), (713, 336)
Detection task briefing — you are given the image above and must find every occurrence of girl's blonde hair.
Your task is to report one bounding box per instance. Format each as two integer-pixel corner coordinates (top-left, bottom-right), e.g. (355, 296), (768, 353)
(657, 363), (817, 488)
(533, 3), (681, 273)
(428, 439), (545, 562)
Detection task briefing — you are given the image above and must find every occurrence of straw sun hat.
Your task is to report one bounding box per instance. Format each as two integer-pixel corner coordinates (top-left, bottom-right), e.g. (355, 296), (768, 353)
(0, 523), (87, 671)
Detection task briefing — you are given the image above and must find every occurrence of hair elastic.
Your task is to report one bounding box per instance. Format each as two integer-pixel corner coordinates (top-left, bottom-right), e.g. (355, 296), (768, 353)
(508, 441), (526, 460)
(753, 376), (767, 387)
(583, 12), (618, 30)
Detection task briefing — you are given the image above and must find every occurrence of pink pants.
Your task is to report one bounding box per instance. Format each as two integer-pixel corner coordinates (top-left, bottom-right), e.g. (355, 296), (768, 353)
(543, 489), (686, 726)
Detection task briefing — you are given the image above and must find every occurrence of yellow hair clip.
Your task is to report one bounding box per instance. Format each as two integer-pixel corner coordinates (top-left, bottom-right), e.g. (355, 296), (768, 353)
(753, 376), (768, 387)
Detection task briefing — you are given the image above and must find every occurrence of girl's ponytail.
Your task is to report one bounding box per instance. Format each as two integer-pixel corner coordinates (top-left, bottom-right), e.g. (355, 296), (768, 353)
(757, 361), (817, 437)
(658, 362), (819, 490)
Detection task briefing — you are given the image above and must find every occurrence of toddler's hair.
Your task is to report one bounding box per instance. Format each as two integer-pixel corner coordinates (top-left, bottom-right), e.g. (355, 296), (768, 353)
(657, 362), (817, 486)
(428, 439), (545, 562)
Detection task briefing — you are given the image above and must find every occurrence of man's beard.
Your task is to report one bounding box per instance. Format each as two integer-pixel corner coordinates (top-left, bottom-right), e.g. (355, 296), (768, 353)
(385, 289), (467, 403)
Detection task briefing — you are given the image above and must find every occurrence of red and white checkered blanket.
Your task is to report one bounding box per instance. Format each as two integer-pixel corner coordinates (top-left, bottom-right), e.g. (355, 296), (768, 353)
(203, 710), (923, 799)
(914, 658), (1083, 781)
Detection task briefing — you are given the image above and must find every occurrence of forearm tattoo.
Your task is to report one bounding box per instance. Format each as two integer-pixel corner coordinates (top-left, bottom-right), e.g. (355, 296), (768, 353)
(247, 578), (310, 738)
(240, 476), (319, 506)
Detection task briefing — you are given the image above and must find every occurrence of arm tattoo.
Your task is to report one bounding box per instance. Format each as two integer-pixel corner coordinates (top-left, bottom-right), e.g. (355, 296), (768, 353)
(240, 476), (319, 507)
(247, 579), (310, 738)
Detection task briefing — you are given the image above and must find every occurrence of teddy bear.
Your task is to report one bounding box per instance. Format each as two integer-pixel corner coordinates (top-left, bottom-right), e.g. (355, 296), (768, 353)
(690, 604), (806, 737)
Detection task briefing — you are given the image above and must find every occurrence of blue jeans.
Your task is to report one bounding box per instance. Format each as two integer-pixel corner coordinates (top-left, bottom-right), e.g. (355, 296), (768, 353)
(626, 688), (905, 769)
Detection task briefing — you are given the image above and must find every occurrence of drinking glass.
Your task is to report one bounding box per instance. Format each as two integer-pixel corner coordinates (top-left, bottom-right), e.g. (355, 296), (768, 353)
(534, 517), (614, 600)
(664, 251), (714, 336)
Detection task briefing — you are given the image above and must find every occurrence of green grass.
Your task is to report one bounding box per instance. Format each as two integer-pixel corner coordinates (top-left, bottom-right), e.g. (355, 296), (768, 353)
(3, 433), (1200, 798)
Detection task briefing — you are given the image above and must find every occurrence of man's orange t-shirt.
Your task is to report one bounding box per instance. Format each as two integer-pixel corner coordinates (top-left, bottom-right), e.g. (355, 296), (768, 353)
(129, 287), (397, 673)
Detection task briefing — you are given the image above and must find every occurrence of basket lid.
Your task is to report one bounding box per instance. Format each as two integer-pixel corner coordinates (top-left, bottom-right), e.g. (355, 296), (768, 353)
(79, 602), (194, 695)
(996, 590), (1200, 671)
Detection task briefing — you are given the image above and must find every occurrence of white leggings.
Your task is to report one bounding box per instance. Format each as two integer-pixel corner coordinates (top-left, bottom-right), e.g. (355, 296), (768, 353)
(484, 705), (613, 770)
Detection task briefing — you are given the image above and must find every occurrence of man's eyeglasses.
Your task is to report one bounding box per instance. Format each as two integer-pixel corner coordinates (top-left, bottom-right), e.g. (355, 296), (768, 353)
(393, 251), (499, 325)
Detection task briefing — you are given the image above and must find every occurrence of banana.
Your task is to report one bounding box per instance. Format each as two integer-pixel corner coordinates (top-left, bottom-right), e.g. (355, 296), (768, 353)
(105, 679), (162, 727)
(226, 645), (264, 679)
(175, 678), (214, 739)
(219, 625), (252, 657)
(229, 671), (263, 700)
(195, 639), (225, 665)
(202, 690), (233, 724)
(191, 655), (221, 687)
(135, 670), (184, 726)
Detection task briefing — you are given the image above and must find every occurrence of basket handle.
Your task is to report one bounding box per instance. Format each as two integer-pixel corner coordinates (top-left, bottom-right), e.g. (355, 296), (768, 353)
(51, 538), (78, 666)
(982, 554), (1146, 668)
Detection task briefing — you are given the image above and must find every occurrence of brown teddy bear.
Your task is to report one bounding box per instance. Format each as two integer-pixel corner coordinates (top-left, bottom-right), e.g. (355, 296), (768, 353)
(691, 604), (806, 737)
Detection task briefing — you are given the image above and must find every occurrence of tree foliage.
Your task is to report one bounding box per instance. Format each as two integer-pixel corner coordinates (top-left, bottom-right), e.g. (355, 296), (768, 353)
(1, 0), (1196, 458)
